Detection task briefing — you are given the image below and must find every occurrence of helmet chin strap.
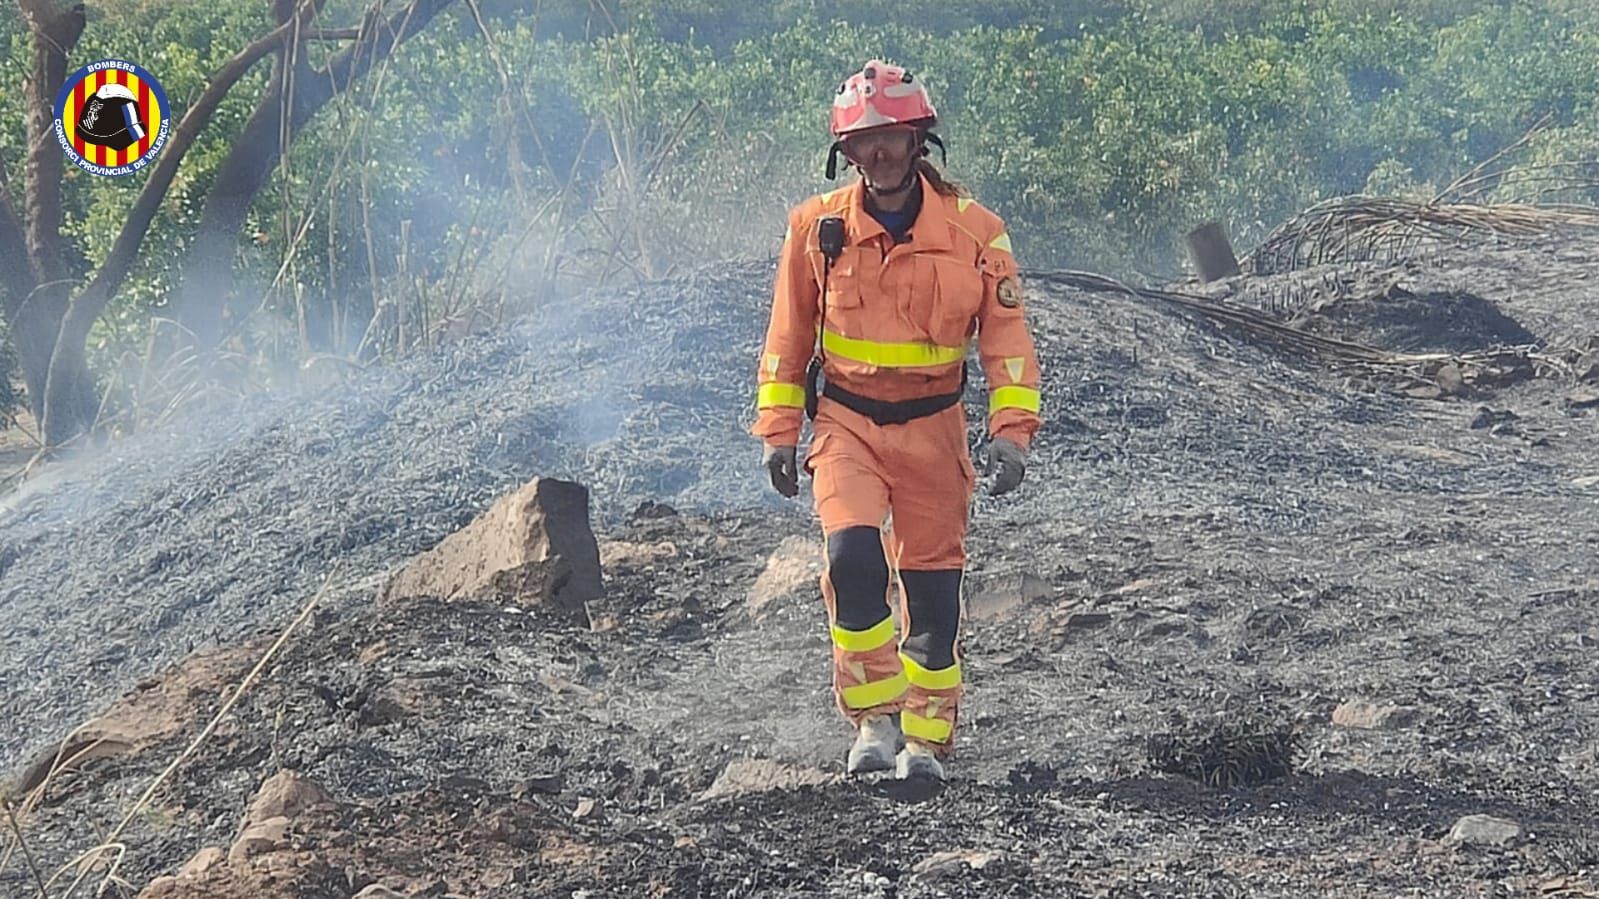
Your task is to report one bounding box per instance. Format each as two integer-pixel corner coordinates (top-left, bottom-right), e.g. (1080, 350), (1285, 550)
(865, 165), (919, 197)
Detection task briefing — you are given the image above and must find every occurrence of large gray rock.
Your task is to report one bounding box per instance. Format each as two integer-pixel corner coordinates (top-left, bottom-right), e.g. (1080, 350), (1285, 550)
(384, 477), (602, 620)
(1445, 814), (1522, 847)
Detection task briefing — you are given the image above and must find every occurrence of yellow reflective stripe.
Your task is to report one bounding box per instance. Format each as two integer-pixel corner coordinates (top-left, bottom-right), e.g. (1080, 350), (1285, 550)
(900, 654), (962, 690)
(957, 197), (974, 213)
(841, 672), (909, 709)
(757, 381), (806, 409)
(901, 709), (953, 743)
(822, 329), (966, 368)
(831, 616), (896, 653)
(989, 385), (1041, 415)
(988, 232), (1013, 253)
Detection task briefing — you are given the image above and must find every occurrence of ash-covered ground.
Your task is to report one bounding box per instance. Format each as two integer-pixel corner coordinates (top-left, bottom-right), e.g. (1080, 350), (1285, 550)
(2, 232), (1598, 897)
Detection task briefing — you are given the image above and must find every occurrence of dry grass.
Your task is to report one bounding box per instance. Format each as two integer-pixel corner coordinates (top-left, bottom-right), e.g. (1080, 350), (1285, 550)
(0, 572), (332, 898)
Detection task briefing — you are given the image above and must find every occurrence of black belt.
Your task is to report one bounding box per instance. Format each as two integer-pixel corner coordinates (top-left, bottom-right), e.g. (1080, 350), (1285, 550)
(817, 364), (968, 426)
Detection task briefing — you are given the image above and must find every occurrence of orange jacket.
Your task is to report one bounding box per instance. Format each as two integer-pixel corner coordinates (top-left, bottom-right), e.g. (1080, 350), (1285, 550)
(752, 174), (1043, 449)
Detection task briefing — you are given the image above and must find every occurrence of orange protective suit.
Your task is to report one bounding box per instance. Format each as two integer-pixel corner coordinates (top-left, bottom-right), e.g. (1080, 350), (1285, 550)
(752, 173), (1042, 755)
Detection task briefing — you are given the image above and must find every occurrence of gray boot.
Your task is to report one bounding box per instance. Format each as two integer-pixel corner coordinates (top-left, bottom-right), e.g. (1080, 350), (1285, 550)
(895, 741), (945, 781)
(846, 714), (900, 775)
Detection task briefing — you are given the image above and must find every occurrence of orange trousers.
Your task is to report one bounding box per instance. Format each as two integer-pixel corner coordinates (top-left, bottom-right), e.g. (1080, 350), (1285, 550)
(805, 399), (973, 755)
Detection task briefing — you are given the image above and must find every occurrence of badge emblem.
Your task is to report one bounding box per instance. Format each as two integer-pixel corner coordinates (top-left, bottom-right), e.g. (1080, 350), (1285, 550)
(996, 276), (1023, 308)
(54, 59), (170, 177)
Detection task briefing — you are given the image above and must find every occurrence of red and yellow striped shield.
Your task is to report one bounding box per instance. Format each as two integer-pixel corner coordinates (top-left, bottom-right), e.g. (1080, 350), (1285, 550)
(54, 59), (171, 177)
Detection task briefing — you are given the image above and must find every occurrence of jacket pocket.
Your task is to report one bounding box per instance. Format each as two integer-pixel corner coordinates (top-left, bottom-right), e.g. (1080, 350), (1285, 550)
(928, 256), (983, 345)
(818, 246), (866, 312)
(803, 429), (832, 476)
(958, 448), (977, 487)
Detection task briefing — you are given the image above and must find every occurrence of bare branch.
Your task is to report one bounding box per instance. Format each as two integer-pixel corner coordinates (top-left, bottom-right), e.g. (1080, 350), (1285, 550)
(305, 27), (361, 40)
(168, 0), (459, 350)
(316, 0), (457, 98)
(1432, 112), (1555, 205)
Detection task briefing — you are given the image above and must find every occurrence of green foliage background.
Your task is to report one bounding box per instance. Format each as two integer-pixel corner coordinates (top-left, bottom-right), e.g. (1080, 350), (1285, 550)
(4, 0), (1599, 417)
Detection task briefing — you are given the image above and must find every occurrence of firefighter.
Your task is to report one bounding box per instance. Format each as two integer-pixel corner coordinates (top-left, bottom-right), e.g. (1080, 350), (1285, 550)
(752, 59), (1042, 780)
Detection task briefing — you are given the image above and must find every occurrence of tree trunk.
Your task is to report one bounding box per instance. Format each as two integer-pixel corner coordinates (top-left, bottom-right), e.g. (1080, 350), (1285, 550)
(173, 0), (459, 350)
(0, 156), (42, 419)
(16, 0), (96, 443)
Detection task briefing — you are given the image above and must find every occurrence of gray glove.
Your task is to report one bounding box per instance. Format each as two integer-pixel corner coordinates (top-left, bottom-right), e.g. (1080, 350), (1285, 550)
(763, 444), (799, 498)
(987, 437), (1027, 497)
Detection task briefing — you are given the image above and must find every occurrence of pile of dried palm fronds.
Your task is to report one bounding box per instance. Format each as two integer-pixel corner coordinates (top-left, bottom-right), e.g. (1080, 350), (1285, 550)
(1027, 269), (1577, 390)
(1245, 196), (1599, 275)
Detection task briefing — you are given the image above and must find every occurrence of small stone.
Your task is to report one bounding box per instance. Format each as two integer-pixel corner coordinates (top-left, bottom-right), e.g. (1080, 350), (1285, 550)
(912, 849), (1004, 881)
(353, 887), (407, 899)
(246, 770), (331, 825)
(1446, 813), (1522, 847)
(512, 774), (564, 797)
(356, 639), (390, 666)
(1332, 700), (1415, 730)
(968, 572), (1052, 621)
(573, 797), (598, 819)
(227, 815), (290, 865)
(384, 477), (602, 621)
(1566, 389), (1599, 409)
(1435, 363), (1465, 396)
(697, 758), (841, 802)
(748, 535), (823, 619)
(177, 846), (225, 878)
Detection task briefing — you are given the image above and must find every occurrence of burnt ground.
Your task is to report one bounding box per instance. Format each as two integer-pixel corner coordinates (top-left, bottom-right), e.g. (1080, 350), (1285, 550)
(2, 230), (1599, 897)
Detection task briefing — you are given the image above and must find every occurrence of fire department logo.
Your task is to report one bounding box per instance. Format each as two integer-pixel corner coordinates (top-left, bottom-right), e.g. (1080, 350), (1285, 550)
(996, 276), (1023, 308)
(53, 59), (170, 177)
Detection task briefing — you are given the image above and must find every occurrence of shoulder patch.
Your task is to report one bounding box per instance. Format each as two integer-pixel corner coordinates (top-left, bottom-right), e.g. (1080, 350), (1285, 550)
(997, 277), (1023, 308)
